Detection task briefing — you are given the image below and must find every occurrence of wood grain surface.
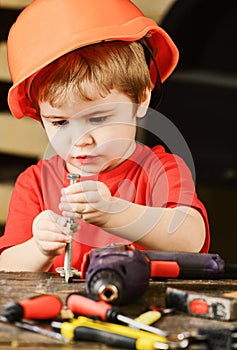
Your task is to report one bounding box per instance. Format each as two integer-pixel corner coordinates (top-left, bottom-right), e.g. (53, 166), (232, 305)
(0, 272), (237, 349)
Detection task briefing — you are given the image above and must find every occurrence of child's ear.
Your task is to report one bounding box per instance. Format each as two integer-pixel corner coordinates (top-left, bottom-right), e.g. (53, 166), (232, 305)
(136, 88), (152, 119)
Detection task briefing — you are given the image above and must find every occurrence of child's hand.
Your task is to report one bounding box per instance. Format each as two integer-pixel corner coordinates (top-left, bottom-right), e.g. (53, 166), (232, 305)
(59, 180), (114, 226)
(32, 210), (72, 257)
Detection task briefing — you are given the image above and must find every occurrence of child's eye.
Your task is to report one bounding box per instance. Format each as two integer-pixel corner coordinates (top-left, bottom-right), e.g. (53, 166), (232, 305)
(52, 120), (69, 127)
(89, 116), (108, 124)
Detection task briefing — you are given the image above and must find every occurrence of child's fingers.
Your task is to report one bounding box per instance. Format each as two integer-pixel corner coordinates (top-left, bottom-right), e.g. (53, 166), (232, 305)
(36, 215), (67, 233)
(61, 191), (98, 204)
(37, 241), (67, 256)
(78, 211), (103, 224)
(35, 229), (71, 243)
(59, 200), (89, 213)
(61, 211), (83, 220)
(62, 180), (102, 195)
(44, 210), (68, 226)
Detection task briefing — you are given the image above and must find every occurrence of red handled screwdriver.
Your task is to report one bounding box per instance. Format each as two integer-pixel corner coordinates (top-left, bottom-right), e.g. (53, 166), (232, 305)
(3, 294), (63, 321)
(0, 294), (66, 342)
(66, 293), (168, 337)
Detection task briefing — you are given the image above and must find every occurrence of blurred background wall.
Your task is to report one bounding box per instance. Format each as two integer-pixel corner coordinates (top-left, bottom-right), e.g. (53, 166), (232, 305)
(0, 0), (236, 262)
(140, 0), (237, 263)
(0, 0), (48, 232)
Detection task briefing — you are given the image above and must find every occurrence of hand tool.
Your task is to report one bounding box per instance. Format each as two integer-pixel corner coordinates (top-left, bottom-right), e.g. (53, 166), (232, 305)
(83, 244), (237, 283)
(0, 294), (66, 342)
(143, 250), (226, 279)
(134, 306), (175, 327)
(52, 316), (189, 349)
(0, 315), (66, 342)
(66, 292), (168, 337)
(3, 294), (63, 321)
(82, 244), (237, 306)
(81, 244), (150, 305)
(144, 250), (237, 280)
(166, 287), (237, 321)
(149, 306), (175, 318)
(56, 173), (80, 283)
(177, 326), (237, 350)
(134, 310), (167, 326)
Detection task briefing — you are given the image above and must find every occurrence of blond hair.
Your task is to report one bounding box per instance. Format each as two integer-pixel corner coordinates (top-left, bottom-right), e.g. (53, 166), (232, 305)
(29, 41), (152, 114)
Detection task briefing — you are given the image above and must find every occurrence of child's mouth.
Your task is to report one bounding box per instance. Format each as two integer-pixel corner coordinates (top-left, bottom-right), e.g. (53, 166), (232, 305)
(75, 155), (97, 164)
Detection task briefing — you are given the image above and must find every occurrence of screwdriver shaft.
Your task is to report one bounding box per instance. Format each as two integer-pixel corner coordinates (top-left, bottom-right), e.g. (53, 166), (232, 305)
(0, 315), (66, 342)
(117, 313), (168, 337)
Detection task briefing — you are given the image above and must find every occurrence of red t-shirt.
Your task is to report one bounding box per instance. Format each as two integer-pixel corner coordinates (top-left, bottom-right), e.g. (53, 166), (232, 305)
(0, 143), (210, 271)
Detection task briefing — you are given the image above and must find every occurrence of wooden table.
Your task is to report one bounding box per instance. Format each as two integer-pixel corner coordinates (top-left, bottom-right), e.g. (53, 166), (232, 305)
(0, 271), (237, 349)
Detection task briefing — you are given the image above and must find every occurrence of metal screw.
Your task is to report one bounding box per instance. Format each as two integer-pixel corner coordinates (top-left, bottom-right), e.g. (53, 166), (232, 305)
(66, 174), (80, 231)
(56, 173), (80, 283)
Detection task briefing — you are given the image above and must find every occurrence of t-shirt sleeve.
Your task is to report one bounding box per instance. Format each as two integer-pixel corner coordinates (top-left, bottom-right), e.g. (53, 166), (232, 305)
(150, 146), (210, 253)
(0, 164), (44, 253)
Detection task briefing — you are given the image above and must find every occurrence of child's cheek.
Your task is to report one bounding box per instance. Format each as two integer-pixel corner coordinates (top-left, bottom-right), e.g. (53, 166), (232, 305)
(48, 128), (73, 161)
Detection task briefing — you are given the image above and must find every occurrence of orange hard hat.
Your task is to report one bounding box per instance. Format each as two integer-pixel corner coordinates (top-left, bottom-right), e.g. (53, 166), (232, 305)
(7, 0), (179, 121)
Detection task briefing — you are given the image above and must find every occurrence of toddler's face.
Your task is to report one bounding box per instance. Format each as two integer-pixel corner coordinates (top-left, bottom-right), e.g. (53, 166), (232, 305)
(39, 88), (141, 176)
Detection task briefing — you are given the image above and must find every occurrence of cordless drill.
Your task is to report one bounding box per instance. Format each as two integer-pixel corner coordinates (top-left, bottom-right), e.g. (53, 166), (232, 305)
(81, 244), (150, 305)
(81, 244), (236, 305)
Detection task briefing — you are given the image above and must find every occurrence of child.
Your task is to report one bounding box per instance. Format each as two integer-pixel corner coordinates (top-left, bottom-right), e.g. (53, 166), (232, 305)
(0, 0), (209, 272)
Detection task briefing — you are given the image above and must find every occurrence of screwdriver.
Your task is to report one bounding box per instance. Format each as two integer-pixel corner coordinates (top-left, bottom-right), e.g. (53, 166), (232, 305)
(0, 294), (66, 342)
(134, 310), (165, 326)
(134, 307), (175, 327)
(3, 294), (63, 321)
(66, 293), (168, 337)
(177, 327), (237, 350)
(52, 316), (188, 349)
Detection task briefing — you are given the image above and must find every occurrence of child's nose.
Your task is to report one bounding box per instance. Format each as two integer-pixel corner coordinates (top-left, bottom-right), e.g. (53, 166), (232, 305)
(74, 131), (94, 147)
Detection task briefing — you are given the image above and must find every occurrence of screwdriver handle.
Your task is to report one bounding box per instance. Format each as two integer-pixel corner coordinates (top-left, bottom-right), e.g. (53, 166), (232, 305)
(52, 316), (168, 348)
(74, 326), (137, 349)
(66, 293), (112, 321)
(134, 310), (162, 325)
(4, 294), (63, 321)
(74, 328), (170, 350)
(66, 293), (167, 337)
